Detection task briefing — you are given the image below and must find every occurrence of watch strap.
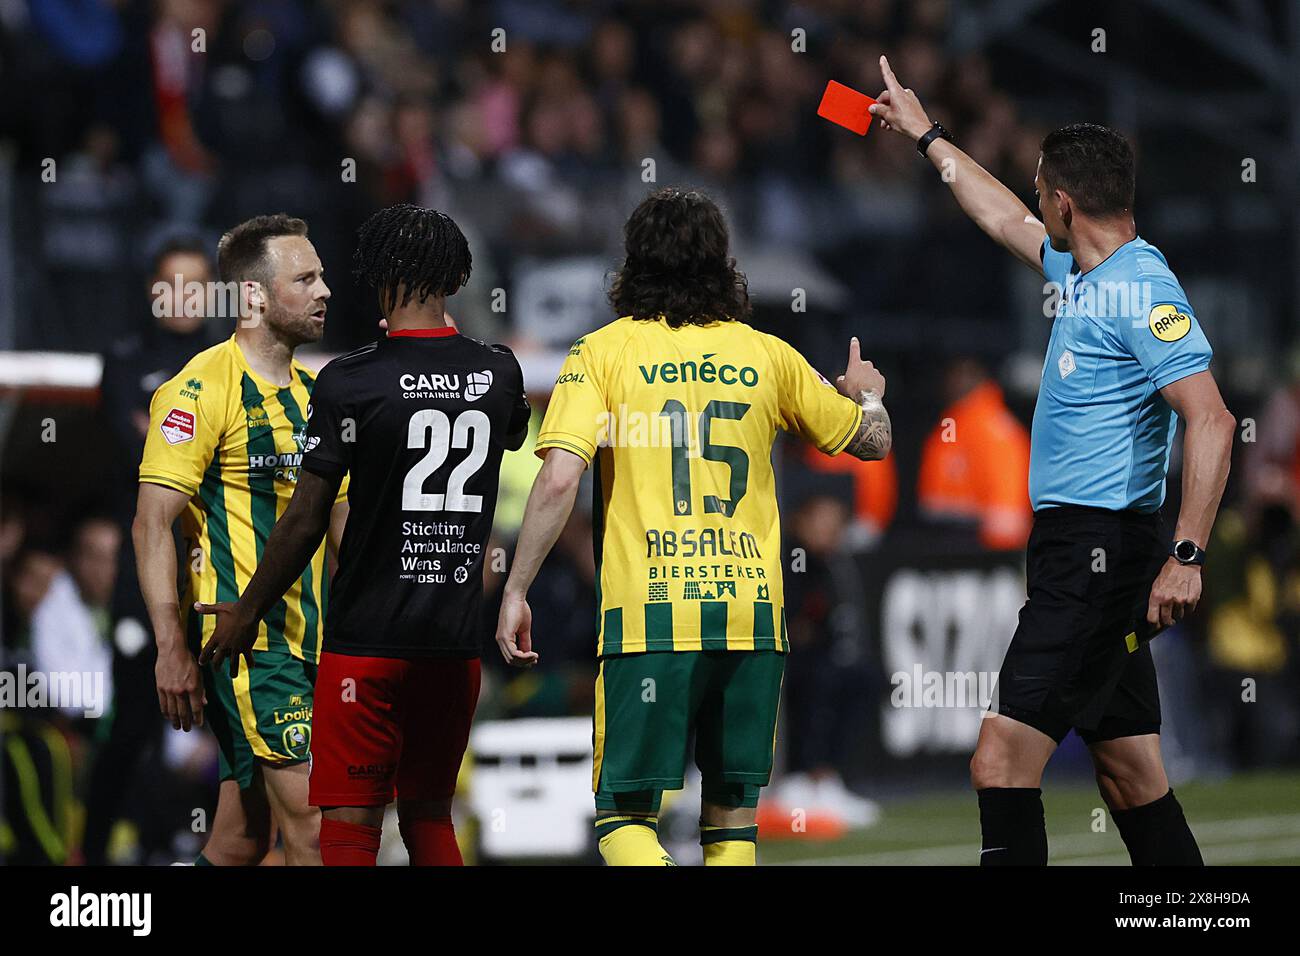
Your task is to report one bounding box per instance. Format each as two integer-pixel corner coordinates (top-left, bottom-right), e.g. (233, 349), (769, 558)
(917, 122), (952, 157)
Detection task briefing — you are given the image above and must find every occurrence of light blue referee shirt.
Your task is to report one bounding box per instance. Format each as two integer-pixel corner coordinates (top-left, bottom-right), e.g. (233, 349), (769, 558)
(1031, 236), (1213, 512)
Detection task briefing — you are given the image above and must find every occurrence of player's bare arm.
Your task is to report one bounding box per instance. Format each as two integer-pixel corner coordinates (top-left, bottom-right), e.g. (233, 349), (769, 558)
(197, 468), (343, 674)
(133, 482), (206, 731)
(835, 336), (893, 461)
(845, 388), (892, 462)
(869, 54), (1046, 273)
(1146, 370), (1236, 627)
(495, 447), (587, 667)
(327, 498), (349, 566)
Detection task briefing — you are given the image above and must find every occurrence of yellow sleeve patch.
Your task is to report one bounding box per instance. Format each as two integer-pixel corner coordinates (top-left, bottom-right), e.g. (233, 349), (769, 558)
(1148, 304), (1191, 342)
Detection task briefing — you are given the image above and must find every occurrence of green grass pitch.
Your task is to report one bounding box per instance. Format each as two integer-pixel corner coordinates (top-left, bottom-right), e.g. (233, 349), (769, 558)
(759, 771), (1300, 866)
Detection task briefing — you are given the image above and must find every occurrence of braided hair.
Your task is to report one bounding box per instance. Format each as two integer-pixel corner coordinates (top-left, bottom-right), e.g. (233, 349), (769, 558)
(353, 204), (472, 316)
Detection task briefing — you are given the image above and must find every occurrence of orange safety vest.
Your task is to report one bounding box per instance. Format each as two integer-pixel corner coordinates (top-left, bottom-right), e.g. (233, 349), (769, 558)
(917, 381), (1031, 550)
(799, 442), (898, 535)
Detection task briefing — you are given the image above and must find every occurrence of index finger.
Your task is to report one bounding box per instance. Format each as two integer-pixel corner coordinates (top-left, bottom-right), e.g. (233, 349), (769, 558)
(848, 336), (861, 366)
(193, 602), (221, 616)
(880, 54), (903, 95)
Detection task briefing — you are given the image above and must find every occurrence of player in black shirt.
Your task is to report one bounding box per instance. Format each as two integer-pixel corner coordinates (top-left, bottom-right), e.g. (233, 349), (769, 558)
(198, 205), (529, 865)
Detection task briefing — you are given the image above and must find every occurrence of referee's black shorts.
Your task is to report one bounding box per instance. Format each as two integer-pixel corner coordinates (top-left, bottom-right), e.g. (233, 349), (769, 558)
(995, 504), (1167, 745)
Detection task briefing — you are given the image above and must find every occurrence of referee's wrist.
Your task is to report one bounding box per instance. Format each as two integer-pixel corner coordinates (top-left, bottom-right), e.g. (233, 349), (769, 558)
(915, 121), (953, 157)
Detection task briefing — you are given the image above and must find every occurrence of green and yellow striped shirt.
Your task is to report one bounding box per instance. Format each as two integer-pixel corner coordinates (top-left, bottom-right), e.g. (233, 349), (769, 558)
(536, 317), (861, 656)
(139, 335), (347, 662)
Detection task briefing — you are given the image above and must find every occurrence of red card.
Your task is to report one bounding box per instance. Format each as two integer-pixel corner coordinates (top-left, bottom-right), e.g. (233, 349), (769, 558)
(817, 80), (875, 135)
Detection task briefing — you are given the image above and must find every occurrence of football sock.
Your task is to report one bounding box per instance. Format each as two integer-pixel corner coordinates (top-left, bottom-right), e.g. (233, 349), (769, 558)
(319, 818), (382, 866)
(700, 824), (758, 866)
(1110, 789), (1204, 866)
(595, 816), (675, 866)
(977, 787), (1048, 865)
(399, 815), (463, 866)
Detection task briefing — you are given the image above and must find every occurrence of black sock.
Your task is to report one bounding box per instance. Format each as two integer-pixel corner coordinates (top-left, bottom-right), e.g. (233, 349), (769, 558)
(1110, 789), (1204, 866)
(977, 787), (1048, 866)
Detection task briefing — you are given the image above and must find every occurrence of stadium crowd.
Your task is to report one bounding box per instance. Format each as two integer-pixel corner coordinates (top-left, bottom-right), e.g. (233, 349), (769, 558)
(0, 0), (1296, 863)
(6, 0), (1044, 352)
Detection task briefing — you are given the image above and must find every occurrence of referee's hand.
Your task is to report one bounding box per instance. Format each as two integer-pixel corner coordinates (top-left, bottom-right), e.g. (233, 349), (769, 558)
(1146, 558), (1202, 628)
(868, 54), (935, 141)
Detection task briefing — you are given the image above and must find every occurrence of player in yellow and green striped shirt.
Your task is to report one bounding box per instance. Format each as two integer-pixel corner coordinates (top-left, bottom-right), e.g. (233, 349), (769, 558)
(496, 188), (894, 865)
(134, 214), (348, 866)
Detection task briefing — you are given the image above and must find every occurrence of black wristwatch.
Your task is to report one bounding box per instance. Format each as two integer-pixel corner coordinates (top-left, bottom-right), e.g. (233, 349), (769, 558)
(916, 121), (953, 157)
(1170, 539), (1206, 566)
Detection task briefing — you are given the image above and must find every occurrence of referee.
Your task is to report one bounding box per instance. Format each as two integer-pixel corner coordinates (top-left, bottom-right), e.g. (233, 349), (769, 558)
(870, 56), (1235, 865)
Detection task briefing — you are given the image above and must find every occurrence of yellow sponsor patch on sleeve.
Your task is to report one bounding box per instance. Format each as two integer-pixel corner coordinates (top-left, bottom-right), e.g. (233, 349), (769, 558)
(1148, 303), (1192, 342)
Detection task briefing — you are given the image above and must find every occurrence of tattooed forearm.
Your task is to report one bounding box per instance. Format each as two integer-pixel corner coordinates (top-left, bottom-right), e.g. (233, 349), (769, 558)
(845, 389), (892, 461)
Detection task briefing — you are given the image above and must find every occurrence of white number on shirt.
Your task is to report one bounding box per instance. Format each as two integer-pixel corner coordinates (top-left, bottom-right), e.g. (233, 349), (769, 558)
(402, 409), (489, 512)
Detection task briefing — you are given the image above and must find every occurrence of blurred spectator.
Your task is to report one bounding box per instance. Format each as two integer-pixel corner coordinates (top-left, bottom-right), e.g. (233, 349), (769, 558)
(101, 233), (217, 508)
(1202, 504), (1300, 768)
(917, 358), (1031, 550)
(1, 703), (76, 864)
(16, 515), (119, 864)
(86, 233), (216, 863)
(4, 548), (63, 654)
(29, 516), (119, 719)
(791, 440), (898, 549)
(37, 122), (139, 351)
(1243, 351), (1300, 520)
(0, 511), (71, 863)
(777, 484), (881, 827)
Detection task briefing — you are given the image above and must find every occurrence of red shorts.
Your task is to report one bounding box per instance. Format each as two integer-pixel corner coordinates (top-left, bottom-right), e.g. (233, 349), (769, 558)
(308, 651), (482, 807)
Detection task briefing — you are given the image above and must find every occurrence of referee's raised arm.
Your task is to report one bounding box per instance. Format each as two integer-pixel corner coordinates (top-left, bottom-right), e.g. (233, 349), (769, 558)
(869, 54), (1046, 273)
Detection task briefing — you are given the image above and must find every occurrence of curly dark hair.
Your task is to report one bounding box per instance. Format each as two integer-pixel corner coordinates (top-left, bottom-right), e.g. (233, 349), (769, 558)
(609, 187), (750, 328)
(353, 204), (472, 316)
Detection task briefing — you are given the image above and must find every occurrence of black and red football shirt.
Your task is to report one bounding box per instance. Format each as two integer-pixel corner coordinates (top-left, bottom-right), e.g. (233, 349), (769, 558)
(302, 328), (530, 657)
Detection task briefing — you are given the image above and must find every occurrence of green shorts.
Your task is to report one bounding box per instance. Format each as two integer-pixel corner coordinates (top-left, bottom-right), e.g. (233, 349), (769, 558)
(203, 651), (316, 790)
(593, 650), (785, 814)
